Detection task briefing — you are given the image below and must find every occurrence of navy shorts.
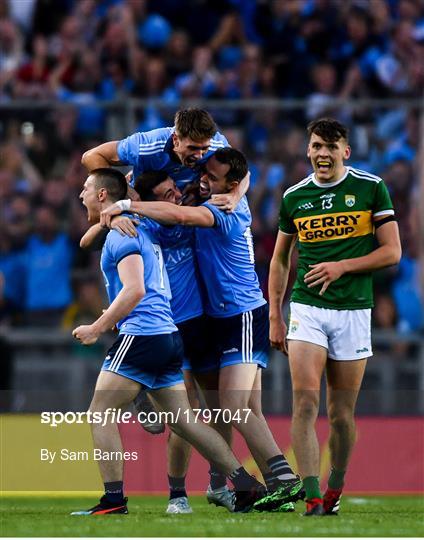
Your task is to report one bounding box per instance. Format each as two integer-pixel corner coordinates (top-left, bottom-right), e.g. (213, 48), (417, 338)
(193, 304), (270, 373)
(102, 332), (184, 389)
(177, 315), (211, 372)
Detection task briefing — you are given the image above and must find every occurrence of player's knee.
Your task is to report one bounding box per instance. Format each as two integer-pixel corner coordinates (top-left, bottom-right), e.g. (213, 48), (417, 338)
(292, 393), (319, 421)
(328, 409), (354, 432)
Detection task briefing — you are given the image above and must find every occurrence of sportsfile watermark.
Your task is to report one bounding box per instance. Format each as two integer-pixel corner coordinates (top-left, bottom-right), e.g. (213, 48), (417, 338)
(40, 408), (252, 428)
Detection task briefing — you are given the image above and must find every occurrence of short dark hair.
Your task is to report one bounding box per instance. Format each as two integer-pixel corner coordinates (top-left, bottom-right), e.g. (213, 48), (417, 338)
(134, 170), (169, 201)
(174, 108), (217, 141)
(307, 118), (349, 143)
(91, 168), (127, 202)
(213, 147), (248, 184)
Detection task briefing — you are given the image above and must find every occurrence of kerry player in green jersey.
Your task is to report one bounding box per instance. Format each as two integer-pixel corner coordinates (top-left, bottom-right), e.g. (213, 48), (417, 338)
(259, 118), (401, 516)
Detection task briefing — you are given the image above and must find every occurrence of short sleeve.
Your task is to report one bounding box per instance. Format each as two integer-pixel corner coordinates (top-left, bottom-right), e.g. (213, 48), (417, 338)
(278, 196), (297, 234)
(202, 202), (237, 235)
(107, 231), (143, 265)
(117, 133), (142, 167)
(373, 180), (395, 217)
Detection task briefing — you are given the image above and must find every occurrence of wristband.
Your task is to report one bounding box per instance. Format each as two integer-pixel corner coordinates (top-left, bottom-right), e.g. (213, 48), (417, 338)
(115, 199), (131, 212)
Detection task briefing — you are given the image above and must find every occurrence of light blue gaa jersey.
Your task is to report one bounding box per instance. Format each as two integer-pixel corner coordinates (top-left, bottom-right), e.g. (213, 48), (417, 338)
(117, 127), (229, 189)
(101, 220), (177, 335)
(195, 196), (266, 318)
(144, 219), (203, 324)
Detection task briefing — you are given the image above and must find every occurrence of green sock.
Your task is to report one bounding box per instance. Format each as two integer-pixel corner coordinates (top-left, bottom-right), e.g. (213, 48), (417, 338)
(328, 468), (346, 490)
(303, 476), (321, 500)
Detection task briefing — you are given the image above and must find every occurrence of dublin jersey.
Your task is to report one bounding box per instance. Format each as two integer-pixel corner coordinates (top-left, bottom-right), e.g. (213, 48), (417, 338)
(117, 127), (229, 189)
(195, 196), (266, 317)
(279, 166), (395, 310)
(101, 220), (177, 335)
(144, 219), (203, 324)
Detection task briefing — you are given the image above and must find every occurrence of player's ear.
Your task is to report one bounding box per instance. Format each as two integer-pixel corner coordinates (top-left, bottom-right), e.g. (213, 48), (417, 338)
(306, 143), (311, 158)
(172, 132), (179, 147)
(344, 145), (351, 160)
(97, 187), (107, 202)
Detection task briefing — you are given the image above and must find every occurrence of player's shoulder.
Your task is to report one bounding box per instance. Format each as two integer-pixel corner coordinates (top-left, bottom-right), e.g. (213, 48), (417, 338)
(105, 228), (140, 253)
(209, 131), (229, 150)
(136, 126), (174, 156)
(347, 166), (383, 184)
(283, 173), (315, 199)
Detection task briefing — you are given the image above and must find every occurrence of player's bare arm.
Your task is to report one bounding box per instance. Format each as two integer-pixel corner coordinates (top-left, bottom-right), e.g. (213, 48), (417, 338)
(81, 141), (124, 172)
(268, 231), (297, 354)
(72, 254), (145, 345)
(80, 217), (138, 251)
(304, 218), (401, 295)
(210, 170), (250, 212)
(101, 200), (215, 228)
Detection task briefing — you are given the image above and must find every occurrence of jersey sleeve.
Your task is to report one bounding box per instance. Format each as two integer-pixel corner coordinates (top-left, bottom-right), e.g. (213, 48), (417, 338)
(106, 230), (143, 265)
(278, 195), (297, 234)
(202, 202), (237, 235)
(116, 132), (143, 167)
(373, 180), (395, 217)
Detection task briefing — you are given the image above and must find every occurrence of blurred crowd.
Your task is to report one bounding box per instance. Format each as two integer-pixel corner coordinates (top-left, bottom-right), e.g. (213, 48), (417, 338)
(0, 0), (422, 336)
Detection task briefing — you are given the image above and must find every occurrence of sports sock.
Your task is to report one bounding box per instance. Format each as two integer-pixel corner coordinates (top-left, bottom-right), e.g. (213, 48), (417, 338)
(228, 467), (258, 491)
(168, 475), (187, 500)
(263, 472), (279, 492)
(209, 465), (227, 490)
(303, 476), (322, 500)
(104, 481), (124, 503)
(267, 454), (297, 481)
(328, 468), (346, 490)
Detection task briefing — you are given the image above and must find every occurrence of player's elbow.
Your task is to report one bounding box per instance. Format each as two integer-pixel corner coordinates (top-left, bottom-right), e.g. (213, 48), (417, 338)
(81, 148), (100, 169)
(390, 244), (402, 266)
(81, 149), (91, 167)
(128, 286), (145, 305)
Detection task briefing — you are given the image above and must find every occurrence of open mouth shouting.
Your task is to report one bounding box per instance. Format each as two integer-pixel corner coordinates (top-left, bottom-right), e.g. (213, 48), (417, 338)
(316, 160), (333, 173)
(199, 179), (210, 198)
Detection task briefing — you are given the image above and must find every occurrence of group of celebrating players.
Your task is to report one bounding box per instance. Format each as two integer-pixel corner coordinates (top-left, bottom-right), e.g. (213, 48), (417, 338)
(71, 108), (401, 517)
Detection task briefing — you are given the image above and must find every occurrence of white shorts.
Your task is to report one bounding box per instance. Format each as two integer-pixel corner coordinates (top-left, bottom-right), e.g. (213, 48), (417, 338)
(287, 302), (372, 361)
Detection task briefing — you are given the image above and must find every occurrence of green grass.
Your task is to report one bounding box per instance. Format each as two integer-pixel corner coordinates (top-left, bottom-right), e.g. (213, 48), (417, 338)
(1, 495), (423, 537)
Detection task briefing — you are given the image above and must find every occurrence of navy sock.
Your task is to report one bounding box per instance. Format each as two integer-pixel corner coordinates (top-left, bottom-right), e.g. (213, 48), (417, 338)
(263, 472), (279, 492)
(209, 465), (227, 490)
(168, 475), (187, 500)
(228, 467), (257, 491)
(104, 481), (124, 503)
(267, 454), (296, 481)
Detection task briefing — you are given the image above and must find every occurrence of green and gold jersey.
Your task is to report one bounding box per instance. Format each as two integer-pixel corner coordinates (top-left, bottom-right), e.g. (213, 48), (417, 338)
(279, 166), (395, 310)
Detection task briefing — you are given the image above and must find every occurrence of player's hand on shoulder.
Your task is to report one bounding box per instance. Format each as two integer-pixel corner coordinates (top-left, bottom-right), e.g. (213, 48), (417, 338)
(110, 215), (138, 237)
(304, 261), (346, 296)
(269, 318), (288, 354)
(100, 202), (127, 228)
(72, 325), (99, 346)
(210, 192), (237, 213)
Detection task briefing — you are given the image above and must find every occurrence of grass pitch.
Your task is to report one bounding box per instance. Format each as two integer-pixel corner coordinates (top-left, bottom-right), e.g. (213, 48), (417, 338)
(1, 494), (423, 537)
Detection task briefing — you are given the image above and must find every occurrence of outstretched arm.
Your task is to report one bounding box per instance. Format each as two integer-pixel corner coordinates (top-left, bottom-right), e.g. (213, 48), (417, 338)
(101, 200), (215, 228)
(80, 217), (138, 250)
(81, 141), (123, 172)
(268, 231), (297, 354)
(72, 254), (145, 345)
(304, 218), (401, 295)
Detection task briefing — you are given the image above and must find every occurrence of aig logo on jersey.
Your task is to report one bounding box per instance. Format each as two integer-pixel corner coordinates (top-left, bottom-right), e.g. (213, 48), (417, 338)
(345, 194), (356, 207)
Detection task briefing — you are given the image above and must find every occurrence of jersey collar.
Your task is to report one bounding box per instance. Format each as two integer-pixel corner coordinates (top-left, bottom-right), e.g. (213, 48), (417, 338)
(312, 166), (349, 188)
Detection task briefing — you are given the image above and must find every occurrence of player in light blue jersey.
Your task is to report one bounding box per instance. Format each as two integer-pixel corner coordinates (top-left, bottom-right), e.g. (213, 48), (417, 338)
(101, 149), (305, 511)
(71, 168), (266, 516)
(135, 171), (234, 513)
(81, 108), (248, 213)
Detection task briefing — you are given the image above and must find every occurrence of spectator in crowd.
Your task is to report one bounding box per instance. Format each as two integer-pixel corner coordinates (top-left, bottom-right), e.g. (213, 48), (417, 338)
(25, 205), (73, 326)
